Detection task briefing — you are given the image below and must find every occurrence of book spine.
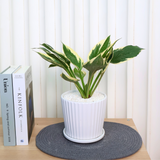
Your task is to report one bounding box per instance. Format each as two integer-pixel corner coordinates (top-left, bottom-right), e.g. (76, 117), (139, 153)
(13, 73), (28, 145)
(25, 67), (35, 142)
(0, 74), (16, 146)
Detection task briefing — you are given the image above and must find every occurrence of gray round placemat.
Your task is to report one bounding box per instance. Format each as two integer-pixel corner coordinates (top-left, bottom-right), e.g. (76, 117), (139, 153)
(36, 122), (142, 160)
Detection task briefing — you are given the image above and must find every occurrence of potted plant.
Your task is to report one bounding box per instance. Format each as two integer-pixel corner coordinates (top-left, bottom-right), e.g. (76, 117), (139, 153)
(34, 35), (142, 143)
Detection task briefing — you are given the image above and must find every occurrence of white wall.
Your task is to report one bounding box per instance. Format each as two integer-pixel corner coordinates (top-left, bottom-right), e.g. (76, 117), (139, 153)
(0, 0), (159, 159)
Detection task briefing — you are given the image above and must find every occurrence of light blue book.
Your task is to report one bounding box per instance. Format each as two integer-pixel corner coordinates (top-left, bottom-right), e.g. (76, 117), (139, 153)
(0, 66), (20, 146)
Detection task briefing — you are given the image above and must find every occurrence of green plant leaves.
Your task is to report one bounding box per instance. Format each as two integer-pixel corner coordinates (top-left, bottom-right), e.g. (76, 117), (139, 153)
(98, 36), (111, 54)
(60, 73), (79, 83)
(35, 51), (65, 68)
(111, 45), (143, 64)
(36, 47), (69, 69)
(63, 43), (83, 70)
(101, 48), (113, 74)
(87, 36), (119, 61)
(73, 68), (86, 79)
(88, 43), (102, 60)
(106, 47), (114, 63)
(101, 39), (119, 58)
(88, 36), (111, 60)
(83, 54), (107, 74)
(49, 64), (56, 68)
(34, 38), (143, 99)
(47, 52), (69, 68)
(41, 43), (70, 65)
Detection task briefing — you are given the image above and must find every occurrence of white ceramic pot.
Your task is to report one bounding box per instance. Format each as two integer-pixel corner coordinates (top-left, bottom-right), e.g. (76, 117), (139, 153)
(61, 90), (107, 143)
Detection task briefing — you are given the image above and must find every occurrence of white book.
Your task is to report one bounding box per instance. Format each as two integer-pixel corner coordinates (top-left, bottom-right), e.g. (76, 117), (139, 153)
(13, 66), (35, 145)
(0, 66), (20, 146)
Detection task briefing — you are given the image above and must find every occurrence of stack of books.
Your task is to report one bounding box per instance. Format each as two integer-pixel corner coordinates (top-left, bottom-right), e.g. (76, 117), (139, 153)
(0, 66), (35, 146)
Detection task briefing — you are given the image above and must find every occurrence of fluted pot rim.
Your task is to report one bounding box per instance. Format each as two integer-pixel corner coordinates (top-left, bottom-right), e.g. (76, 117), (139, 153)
(61, 90), (107, 104)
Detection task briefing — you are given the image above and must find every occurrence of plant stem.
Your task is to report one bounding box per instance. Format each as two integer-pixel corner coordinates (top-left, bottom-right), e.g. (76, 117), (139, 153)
(68, 66), (76, 78)
(90, 64), (110, 96)
(90, 75), (94, 87)
(67, 66), (85, 98)
(89, 70), (102, 95)
(75, 82), (86, 98)
(79, 70), (85, 92)
(90, 72), (104, 97)
(86, 72), (94, 98)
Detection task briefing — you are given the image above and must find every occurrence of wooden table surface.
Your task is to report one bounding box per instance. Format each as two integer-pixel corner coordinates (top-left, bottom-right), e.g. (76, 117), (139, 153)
(0, 118), (151, 160)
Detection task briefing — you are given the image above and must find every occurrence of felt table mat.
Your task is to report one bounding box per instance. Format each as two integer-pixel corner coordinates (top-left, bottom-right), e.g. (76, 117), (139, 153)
(36, 122), (142, 160)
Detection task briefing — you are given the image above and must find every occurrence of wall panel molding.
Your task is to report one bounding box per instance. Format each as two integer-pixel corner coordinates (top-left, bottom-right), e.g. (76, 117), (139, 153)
(0, 0), (159, 159)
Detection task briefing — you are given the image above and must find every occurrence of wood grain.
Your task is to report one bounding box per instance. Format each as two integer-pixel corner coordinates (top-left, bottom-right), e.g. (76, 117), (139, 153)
(1, 1), (160, 158)
(0, 118), (150, 160)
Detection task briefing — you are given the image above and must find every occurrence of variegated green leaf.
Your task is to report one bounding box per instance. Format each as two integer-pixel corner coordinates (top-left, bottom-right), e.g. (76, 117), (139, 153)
(47, 52), (69, 69)
(88, 36), (111, 61)
(88, 43), (102, 60)
(41, 43), (70, 65)
(34, 47), (50, 54)
(73, 68), (86, 78)
(35, 46), (69, 69)
(111, 45), (143, 64)
(83, 54), (107, 73)
(49, 64), (56, 68)
(101, 48), (113, 74)
(63, 43), (83, 70)
(35, 51), (65, 68)
(98, 35), (111, 54)
(107, 48), (114, 62)
(60, 73), (79, 83)
(105, 47), (114, 62)
(101, 39), (119, 58)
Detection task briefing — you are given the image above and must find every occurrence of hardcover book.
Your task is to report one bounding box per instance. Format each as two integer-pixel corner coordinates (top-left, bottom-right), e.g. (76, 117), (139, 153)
(0, 66), (20, 146)
(13, 66), (35, 145)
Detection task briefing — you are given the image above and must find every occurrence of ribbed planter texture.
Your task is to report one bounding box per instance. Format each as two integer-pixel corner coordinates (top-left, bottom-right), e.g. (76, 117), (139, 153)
(61, 90), (107, 143)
